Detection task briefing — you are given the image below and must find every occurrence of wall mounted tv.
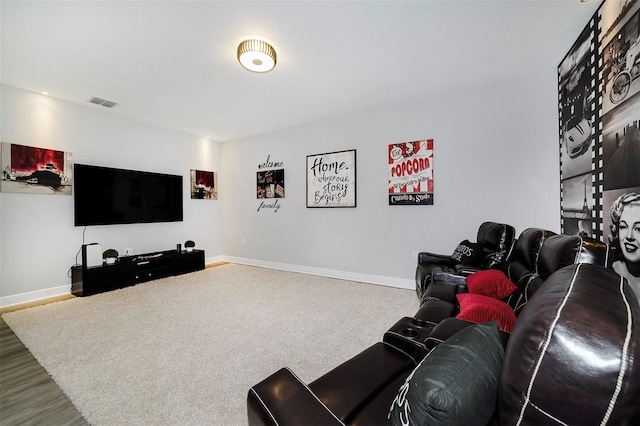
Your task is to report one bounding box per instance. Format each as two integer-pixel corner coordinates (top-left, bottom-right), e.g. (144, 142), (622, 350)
(74, 163), (183, 226)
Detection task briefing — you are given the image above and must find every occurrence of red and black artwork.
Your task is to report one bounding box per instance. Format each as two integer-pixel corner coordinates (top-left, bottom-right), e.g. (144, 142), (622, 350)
(1, 142), (73, 195)
(388, 139), (434, 206)
(190, 169), (218, 200)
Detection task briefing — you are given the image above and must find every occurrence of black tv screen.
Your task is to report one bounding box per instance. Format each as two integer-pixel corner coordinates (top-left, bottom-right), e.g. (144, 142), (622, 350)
(74, 163), (183, 226)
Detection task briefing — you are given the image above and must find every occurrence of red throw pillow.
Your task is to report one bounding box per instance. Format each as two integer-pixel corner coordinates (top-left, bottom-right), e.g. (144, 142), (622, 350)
(465, 269), (517, 299)
(456, 293), (516, 333)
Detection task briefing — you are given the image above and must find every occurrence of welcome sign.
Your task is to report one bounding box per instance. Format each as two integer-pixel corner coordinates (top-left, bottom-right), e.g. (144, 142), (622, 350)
(388, 139), (434, 206)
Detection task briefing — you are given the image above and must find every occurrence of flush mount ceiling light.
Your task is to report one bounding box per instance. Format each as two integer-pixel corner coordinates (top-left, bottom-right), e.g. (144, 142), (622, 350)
(237, 38), (277, 73)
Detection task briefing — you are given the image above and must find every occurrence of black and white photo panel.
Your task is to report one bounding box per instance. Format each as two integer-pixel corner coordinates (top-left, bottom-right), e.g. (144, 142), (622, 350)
(602, 94), (640, 191)
(559, 24), (596, 181)
(601, 1), (640, 115)
(561, 173), (595, 237)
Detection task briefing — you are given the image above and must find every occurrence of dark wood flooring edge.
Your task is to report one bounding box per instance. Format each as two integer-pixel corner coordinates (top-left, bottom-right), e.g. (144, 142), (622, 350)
(1, 316), (89, 425)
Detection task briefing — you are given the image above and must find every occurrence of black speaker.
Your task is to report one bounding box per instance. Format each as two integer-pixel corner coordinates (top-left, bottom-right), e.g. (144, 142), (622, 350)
(82, 243), (102, 267)
(81, 244), (87, 267)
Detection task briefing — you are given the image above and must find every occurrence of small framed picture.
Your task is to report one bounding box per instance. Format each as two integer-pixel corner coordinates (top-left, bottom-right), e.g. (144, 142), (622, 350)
(257, 169), (285, 199)
(190, 169), (217, 200)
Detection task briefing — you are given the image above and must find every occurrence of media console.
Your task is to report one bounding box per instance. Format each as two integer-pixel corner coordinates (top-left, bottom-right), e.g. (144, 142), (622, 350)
(71, 249), (205, 296)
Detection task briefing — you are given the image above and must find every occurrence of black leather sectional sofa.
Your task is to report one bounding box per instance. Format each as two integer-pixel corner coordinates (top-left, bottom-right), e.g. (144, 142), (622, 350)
(247, 222), (640, 425)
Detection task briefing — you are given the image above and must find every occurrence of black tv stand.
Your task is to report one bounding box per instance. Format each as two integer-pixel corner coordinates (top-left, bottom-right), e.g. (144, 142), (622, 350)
(71, 249), (205, 296)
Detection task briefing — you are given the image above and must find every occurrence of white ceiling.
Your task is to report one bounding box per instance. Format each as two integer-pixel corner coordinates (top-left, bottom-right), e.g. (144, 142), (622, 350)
(1, 0), (601, 142)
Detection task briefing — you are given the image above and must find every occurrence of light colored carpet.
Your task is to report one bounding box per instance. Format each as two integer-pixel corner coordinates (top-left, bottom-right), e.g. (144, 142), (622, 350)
(3, 263), (419, 425)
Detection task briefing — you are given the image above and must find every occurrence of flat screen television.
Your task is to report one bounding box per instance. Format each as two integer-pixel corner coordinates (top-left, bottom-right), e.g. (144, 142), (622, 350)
(74, 163), (183, 226)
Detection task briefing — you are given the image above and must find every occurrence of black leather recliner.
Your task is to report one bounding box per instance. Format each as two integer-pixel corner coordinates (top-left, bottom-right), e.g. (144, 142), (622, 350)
(499, 263), (639, 425)
(247, 342), (416, 426)
(421, 227), (556, 304)
(247, 263), (640, 425)
(391, 232), (609, 356)
(415, 221), (516, 300)
(506, 231), (611, 314)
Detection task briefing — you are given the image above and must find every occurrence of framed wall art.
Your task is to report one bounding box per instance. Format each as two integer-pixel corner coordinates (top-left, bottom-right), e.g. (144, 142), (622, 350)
(1, 142), (73, 195)
(306, 149), (356, 208)
(388, 139), (434, 205)
(257, 169), (285, 199)
(190, 169), (218, 200)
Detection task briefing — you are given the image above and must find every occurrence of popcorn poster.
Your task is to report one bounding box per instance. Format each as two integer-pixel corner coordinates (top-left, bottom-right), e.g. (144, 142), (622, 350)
(388, 139), (433, 206)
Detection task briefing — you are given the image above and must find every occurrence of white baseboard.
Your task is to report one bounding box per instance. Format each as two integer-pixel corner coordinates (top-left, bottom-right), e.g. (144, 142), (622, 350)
(206, 255), (225, 265)
(0, 285), (71, 309)
(0, 257), (414, 308)
(222, 256), (415, 290)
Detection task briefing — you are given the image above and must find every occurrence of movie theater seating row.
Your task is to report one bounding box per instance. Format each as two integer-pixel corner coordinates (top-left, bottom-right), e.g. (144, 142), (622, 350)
(247, 222), (639, 426)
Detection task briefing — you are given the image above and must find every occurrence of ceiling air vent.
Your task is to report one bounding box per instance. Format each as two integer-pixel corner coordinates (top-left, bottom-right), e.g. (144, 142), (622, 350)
(87, 97), (118, 108)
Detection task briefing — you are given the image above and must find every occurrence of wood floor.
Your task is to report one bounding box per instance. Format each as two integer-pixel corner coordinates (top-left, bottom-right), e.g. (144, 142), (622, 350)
(1, 302), (88, 425)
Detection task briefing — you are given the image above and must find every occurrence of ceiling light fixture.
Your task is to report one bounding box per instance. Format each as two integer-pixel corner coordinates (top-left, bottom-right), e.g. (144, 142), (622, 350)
(237, 38), (277, 73)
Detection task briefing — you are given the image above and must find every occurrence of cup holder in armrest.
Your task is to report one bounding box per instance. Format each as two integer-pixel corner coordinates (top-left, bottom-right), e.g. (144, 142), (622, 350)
(411, 318), (428, 328)
(402, 328), (419, 338)
(383, 317), (439, 363)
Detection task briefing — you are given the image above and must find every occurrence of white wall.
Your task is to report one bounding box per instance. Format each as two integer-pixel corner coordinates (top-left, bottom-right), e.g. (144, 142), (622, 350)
(0, 85), (223, 306)
(0, 66), (563, 305)
(221, 70), (562, 288)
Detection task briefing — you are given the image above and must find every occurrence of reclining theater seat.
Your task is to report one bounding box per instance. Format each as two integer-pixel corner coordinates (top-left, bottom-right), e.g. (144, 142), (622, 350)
(415, 221), (516, 299)
(383, 228), (582, 362)
(421, 227), (556, 304)
(405, 228), (554, 351)
(247, 341), (417, 426)
(506, 232), (610, 314)
(499, 263), (640, 425)
(504, 227), (556, 287)
(247, 263), (640, 425)
(413, 232), (610, 350)
(500, 227), (557, 312)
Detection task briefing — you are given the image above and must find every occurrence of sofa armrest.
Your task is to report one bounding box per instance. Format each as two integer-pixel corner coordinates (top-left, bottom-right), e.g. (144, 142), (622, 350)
(453, 264), (483, 276)
(248, 367), (344, 426)
(422, 278), (460, 303)
(417, 252), (456, 266)
(414, 298), (458, 324)
(309, 342), (416, 421)
(432, 271), (467, 286)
